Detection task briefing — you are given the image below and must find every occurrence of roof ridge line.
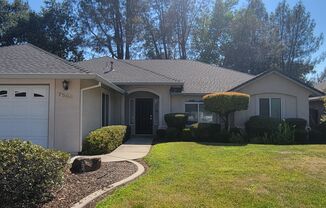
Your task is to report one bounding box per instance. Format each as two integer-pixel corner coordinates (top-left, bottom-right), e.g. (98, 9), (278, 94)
(25, 43), (90, 74)
(116, 59), (183, 83)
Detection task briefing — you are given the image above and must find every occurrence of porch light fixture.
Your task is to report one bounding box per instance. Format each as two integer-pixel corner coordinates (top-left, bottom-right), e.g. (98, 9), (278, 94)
(62, 80), (69, 91)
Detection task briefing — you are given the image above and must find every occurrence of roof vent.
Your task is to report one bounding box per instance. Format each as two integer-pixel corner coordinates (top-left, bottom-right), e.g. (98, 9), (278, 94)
(104, 61), (115, 74)
(247, 69), (251, 74)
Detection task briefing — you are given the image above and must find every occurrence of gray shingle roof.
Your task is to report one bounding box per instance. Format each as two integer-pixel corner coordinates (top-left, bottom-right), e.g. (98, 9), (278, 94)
(124, 60), (254, 93)
(77, 57), (181, 85)
(0, 44), (88, 74)
(79, 58), (254, 93)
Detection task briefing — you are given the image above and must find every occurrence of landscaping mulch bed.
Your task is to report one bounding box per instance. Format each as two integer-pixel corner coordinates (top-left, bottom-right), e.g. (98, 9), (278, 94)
(43, 161), (137, 208)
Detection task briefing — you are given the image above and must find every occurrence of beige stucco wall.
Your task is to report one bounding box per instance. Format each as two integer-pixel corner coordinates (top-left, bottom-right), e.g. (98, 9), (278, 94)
(234, 73), (311, 127)
(81, 81), (124, 140)
(54, 79), (81, 153)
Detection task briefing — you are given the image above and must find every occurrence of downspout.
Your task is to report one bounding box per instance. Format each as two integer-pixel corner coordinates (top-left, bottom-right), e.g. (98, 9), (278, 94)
(79, 82), (102, 152)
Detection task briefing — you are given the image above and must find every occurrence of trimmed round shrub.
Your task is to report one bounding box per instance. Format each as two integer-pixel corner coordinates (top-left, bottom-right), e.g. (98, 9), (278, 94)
(0, 139), (69, 207)
(191, 123), (221, 141)
(245, 116), (281, 137)
(203, 92), (249, 130)
(82, 125), (129, 155)
(164, 113), (188, 129)
(284, 118), (307, 129)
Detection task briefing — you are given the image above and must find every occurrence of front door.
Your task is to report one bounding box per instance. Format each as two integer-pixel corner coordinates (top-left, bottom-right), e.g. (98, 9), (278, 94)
(135, 98), (153, 134)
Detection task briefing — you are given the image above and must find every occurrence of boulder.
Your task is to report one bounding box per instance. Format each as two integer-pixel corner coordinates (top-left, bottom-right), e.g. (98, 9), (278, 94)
(70, 158), (101, 174)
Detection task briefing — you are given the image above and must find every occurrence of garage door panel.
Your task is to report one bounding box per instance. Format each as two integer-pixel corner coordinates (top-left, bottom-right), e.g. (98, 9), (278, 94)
(0, 85), (49, 147)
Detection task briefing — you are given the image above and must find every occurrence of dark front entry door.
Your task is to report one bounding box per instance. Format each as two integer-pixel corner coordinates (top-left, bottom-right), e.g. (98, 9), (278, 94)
(135, 98), (153, 134)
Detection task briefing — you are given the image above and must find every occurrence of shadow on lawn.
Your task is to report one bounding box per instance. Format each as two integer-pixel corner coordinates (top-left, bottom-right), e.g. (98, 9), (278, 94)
(152, 137), (248, 147)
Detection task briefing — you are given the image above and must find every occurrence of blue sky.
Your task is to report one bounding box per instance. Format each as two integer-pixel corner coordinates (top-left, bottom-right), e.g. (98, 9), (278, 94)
(25, 0), (326, 76)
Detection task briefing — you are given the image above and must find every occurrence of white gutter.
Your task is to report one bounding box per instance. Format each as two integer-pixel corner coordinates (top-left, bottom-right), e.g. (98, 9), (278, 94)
(79, 82), (102, 152)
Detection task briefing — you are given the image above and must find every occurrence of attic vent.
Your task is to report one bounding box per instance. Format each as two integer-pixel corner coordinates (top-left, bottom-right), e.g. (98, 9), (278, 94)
(104, 61), (115, 74)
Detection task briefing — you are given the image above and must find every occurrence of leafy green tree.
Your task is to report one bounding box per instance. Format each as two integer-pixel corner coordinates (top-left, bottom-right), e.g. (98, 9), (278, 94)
(0, 0), (83, 61)
(270, 0), (324, 80)
(192, 0), (237, 65)
(223, 0), (272, 74)
(203, 92), (249, 131)
(0, 0), (29, 44)
(75, 0), (144, 59)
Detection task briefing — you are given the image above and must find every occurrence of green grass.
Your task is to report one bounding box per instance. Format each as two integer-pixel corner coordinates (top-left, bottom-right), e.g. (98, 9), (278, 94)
(97, 142), (326, 208)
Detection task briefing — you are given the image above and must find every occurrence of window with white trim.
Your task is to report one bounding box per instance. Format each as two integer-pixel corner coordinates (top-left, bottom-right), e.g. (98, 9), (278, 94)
(185, 102), (215, 124)
(102, 93), (110, 126)
(259, 98), (281, 119)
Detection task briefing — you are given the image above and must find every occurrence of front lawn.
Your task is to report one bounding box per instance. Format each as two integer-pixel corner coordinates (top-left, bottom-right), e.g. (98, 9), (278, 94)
(97, 142), (326, 208)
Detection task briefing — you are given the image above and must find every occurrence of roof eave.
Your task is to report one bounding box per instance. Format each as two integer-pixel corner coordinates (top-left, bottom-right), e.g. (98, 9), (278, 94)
(114, 82), (184, 86)
(228, 70), (325, 97)
(0, 73), (125, 94)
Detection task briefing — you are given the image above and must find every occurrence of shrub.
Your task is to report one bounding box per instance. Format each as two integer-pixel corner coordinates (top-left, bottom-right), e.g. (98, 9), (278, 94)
(229, 133), (245, 144)
(0, 139), (69, 207)
(284, 118), (307, 129)
(249, 134), (271, 144)
(190, 123), (221, 141)
(203, 92), (249, 130)
(271, 122), (295, 144)
(156, 129), (166, 138)
(283, 118), (308, 143)
(245, 116), (280, 137)
(164, 113), (188, 130)
(181, 128), (193, 140)
(309, 128), (326, 143)
(165, 127), (180, 138)
(82, 125), (129, 155)
(248, 122), (295, 145)
(309, 124), (326, 144)
(214, 130), (232, 142)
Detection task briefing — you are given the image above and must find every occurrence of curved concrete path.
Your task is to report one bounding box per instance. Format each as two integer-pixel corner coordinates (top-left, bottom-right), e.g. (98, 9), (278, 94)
(69, 137), (152, 208)
(70, 137), (152, 163)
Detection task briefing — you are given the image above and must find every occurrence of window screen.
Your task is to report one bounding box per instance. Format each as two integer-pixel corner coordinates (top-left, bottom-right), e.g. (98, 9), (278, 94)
(259, 98), (270, 117)
(271, 98), (281, 119)
(185, 103), (198, 124)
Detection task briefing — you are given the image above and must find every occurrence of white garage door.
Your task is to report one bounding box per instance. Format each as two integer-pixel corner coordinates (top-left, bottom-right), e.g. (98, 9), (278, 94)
(0, 85), (49, 147)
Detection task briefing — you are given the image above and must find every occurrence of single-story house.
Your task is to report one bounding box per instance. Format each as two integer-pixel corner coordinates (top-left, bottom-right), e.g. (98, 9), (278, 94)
(0, 44), (324, 153)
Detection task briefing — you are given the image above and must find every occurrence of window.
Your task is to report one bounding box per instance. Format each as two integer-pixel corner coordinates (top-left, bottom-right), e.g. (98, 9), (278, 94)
(0, 90), (8, 97)
(102, 93), (110, 126)
(15, 90), (26, 97)
(185, 102), (215, 124)
(259, 98), (281, 119)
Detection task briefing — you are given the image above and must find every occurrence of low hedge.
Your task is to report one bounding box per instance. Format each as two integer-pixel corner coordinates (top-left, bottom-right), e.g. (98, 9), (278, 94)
(190, 123), (221, 141)
(164, 113), (188, 129)
(0, 139), (69, 207)
(245, 116), (280, 137)
(82, 125), (130, 155)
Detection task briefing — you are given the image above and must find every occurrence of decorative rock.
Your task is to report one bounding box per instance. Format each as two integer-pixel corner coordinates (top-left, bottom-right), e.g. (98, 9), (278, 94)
(70, 158), (101, 174)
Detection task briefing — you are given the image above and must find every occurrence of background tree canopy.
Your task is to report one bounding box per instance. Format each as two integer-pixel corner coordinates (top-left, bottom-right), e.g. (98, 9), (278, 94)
(0, 0), (324, 82)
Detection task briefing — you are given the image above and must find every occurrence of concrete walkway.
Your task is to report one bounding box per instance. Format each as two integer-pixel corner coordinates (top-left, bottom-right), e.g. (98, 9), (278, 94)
(71, 137), (152, 163)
